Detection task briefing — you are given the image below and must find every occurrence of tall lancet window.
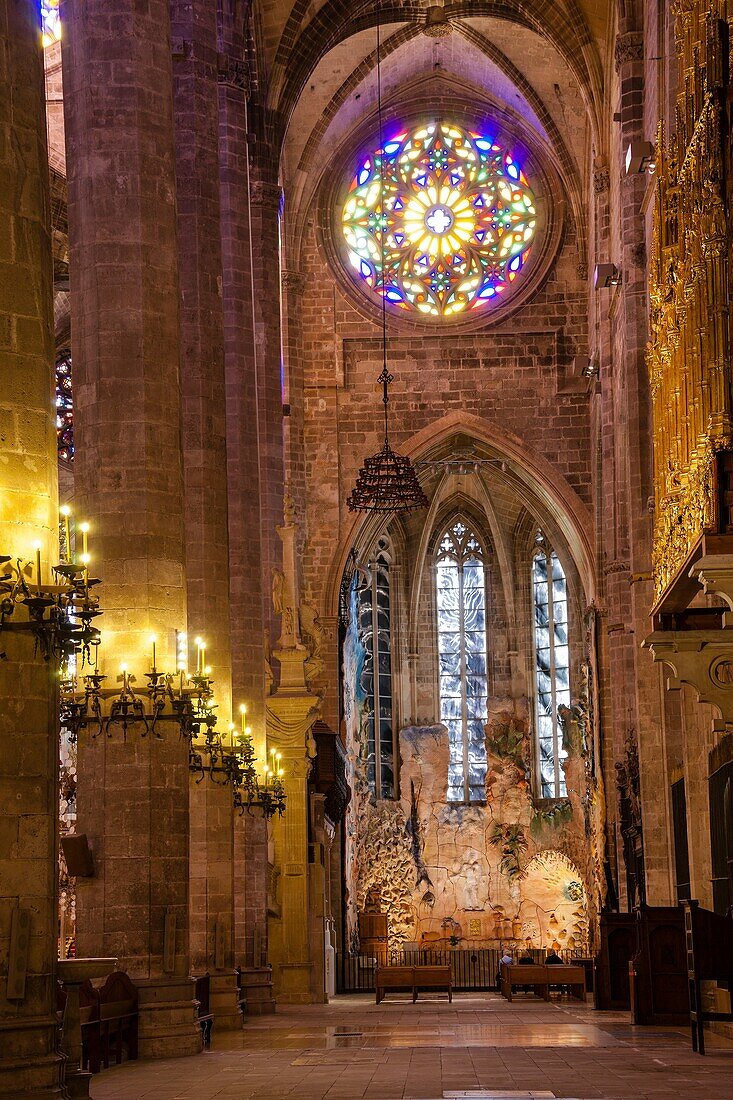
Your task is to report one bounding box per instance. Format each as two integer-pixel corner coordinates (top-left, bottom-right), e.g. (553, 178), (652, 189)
(358, 538), (395, 799)
(436, 520), (489, 802)
(532, 533), (570, 797)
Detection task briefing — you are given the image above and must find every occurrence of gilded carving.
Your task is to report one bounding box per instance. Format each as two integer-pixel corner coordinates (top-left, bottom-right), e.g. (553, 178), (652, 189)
(648, 3), (732, 601)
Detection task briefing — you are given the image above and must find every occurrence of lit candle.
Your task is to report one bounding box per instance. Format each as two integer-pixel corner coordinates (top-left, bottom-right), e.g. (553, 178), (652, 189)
(150, 635), (157, 671)
(194, 637), (203, 674)
(239, 704), (246, 735)
(60, 505), (71, 562)
(80, 522), (89, 560)
(228, 722), (235, 749)
(34, 542), (42, 593)
(201, 645), (206, 675)
(81, 552), (90, 590)
(263, 765), (270, 790)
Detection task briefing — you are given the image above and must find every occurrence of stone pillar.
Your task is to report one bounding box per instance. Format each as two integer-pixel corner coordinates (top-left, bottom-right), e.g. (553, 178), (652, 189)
(170, 0), (238, 1027)
(216, 16), (267, 745)
(234, 808), (275, 1014)
(0, 5), (61, 1093)
(249, 169), (286, 647)
(62, 0), (200, 1056)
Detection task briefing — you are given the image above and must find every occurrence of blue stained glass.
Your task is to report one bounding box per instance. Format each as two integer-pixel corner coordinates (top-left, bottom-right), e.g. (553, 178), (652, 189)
(436, 519), (489, 801)
(532, 542), (569, 798)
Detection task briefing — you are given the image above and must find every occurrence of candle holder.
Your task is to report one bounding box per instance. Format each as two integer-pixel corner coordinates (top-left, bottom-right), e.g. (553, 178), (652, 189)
(59, 659), (217, 742)
(0, 554), (101, 664)
(188, 717), (286, 818)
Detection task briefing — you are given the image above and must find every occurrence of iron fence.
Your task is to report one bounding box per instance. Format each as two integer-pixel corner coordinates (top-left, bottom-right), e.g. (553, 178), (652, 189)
(337, 946), (585, 994)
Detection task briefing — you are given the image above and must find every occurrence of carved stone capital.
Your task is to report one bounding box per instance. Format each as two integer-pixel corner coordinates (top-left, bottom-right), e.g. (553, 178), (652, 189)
(643, 629), (733, 728)
(250, 180), (282, 209)
(614, 31), (644, 71)
(282, 270), (306, 293)
(266, 684), (320, 758)
(593, 166), (610, 194)
(217, 54), (250, 92)
(690, 555), (733, 613)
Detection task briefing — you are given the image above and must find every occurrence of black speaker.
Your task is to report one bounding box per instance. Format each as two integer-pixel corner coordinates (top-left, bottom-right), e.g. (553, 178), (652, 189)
(61, 833), (95, 877)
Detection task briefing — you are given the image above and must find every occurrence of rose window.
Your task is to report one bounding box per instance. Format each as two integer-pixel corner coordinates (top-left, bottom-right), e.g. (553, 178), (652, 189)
(341, 121), (537, 319)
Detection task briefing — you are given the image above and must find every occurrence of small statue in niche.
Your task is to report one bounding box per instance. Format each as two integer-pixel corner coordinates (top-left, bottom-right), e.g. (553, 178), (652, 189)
(299, 598), (326, 692)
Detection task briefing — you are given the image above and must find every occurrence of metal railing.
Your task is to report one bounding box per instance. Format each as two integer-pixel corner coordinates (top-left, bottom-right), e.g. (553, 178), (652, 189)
(337, 946), (586, 994)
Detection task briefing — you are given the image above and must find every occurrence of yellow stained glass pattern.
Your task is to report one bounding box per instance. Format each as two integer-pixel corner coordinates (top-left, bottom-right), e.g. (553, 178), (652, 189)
(341, 121), (537, 318)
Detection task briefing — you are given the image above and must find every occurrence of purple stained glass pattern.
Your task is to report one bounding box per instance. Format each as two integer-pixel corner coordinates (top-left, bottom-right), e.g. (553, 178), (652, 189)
(436, 520), (488, 802)
(532, 543), (569, 797)
(56, 355), (74, 463)
(341, 121), (537, 319)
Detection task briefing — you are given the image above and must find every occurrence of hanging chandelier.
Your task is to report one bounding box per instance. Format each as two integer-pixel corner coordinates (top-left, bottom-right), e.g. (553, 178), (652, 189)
(346, 3), (427, 515)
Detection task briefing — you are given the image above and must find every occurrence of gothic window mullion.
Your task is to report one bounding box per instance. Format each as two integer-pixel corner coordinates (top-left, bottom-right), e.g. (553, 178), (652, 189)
(436, 519), (489, 804)
(532, 537), (569, 799)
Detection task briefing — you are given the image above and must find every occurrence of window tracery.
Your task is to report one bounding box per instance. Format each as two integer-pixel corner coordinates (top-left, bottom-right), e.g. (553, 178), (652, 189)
(56, 354), (74, 463)
(357, 538), (396, 799)
(435, 519), (489, 802)
(532, 533), (569, 798)
(341, 120), (537, 319)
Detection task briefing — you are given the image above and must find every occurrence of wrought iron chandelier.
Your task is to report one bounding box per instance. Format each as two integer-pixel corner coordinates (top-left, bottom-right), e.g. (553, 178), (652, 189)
(346, 1), (427, 515)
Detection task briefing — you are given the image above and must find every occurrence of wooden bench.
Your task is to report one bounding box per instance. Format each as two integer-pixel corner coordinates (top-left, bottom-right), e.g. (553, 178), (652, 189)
(500, 963), (549, 1002)
(375, 964), (452, 1004)
(500, 963), (586, 1002)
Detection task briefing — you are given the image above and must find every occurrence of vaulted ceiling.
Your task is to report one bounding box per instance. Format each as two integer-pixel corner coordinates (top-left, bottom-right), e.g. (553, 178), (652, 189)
(257, 1), (617, 257)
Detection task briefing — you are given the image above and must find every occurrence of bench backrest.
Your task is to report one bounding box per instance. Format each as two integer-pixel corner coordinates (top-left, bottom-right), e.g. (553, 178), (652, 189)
(545, 965), (585, 983)
(413, 965), (451, 984)
(502, 964), (547, 982)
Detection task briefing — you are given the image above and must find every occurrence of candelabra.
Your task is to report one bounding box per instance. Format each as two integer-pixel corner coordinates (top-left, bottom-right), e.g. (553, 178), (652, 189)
(59, 660), (216, 743)
(0, 553), (101, 664)
(189, 707), (286, 818)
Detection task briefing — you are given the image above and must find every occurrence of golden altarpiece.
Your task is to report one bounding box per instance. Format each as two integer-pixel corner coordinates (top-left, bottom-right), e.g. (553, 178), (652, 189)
(644, 0), (733, 731)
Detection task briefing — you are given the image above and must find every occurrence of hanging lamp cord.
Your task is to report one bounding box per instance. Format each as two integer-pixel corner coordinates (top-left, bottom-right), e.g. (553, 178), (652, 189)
(375, 0), (393, 447)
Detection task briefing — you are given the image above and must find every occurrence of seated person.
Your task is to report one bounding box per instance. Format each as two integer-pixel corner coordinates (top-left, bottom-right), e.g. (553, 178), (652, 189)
(545, 950), (563, 964)
(518, 953), (535, 964)
(497, 950), (513, 987)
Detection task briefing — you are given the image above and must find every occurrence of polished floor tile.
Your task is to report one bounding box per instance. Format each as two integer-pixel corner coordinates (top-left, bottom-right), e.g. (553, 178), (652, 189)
(90, 992), (733, 1100)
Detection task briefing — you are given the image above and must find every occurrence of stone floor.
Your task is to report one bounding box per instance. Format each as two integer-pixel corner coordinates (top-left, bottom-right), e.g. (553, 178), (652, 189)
(90, 992), (733, 1100)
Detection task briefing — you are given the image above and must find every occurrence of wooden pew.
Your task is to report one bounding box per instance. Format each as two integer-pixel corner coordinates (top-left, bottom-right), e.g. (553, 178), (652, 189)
(683, 900), (733, 1055)
(412, 965), (452, 1003)
(500, 963), (586, 1002)
(500, 963), (549, 1002)
(96, 971), (138, 1071)
(546, 964), (587, 1001)
(375, 964), (452, 1003)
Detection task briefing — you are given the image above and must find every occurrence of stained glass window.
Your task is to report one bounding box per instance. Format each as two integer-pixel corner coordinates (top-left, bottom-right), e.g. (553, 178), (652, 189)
(56, 354), (74, 463)
(357, 538), (395, 799)
(41, 0), (61, 45)
(532, 534), (570, 798)
(341, 120), (537, 319)
(436, 520), (488, 802)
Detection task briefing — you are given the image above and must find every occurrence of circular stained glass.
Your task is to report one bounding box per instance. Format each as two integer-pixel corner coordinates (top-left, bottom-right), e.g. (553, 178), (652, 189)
(341, 121), (538, 319)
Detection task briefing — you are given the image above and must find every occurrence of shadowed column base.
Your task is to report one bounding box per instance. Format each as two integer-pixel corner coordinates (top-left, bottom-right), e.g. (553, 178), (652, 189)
(0, 1018), (64, 1098)
(136, 976), (202, 1059)
(209, 970), (243, 1030)
(239, 966), (276, 1014)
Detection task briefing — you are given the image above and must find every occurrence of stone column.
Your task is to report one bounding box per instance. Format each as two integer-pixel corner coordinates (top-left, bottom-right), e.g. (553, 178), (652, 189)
(0, 4), (61, 1093)
(249, 170), (286, 647)
(62, 0), (200, 1056)
(216, 17), (267, 746)
(170, 0), (239, 1028)
(234, 808), (275, 1014)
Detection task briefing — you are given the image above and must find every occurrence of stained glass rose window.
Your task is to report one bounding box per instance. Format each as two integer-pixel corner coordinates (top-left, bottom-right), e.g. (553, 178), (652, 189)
(341, 121), (537, 319)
